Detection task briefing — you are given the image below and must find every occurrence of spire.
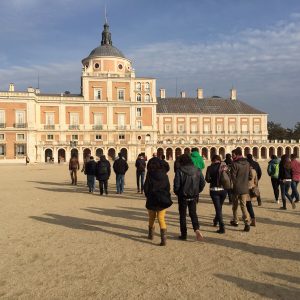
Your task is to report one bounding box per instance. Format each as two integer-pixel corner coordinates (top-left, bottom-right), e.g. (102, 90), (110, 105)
(101, 4), (112, 46)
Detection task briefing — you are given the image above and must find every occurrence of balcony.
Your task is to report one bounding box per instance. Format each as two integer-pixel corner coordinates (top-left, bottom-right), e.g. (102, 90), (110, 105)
(115, 125), (127, 130)
(44, 125), (55, 130)
(69, 125), (80, 130)
(92, 125), (103, 130)
(14, 123), (27, 128)
(0, 123), (6, 128)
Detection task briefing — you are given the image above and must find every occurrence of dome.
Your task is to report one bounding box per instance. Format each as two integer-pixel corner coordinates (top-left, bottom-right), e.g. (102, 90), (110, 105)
(88, 44), (125, 58)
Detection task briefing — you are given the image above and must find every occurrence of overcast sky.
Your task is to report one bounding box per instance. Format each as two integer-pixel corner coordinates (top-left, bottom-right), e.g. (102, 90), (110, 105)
(0, 0), (299, 127)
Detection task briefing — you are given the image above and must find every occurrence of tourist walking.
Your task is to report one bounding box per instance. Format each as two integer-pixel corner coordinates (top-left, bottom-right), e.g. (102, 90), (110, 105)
(191, 147), (205, 170)
(247, 154), (262, 206)
(205, 155), (227, 234)
(224, 153), (234, 204)
(144, 157), (172, 246)
(230, 148), (252, 232)
(69, 154), (80, 185)
(96, 155), (111, 195)
(161, 155), (170, 173)
(174, 154), (205, 241)
(248, 166), (258, 226)
(135, 154), (146, 193)
(84, 156), (97, 193)
(267, 155), (280, 203)
(113, 152), (129, 194)
(291, 154), (300, 203)
(279, 154), (296, 210)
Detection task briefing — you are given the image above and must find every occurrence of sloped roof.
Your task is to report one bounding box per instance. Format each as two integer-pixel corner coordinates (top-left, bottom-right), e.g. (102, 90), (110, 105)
(156, 97), (266, 114)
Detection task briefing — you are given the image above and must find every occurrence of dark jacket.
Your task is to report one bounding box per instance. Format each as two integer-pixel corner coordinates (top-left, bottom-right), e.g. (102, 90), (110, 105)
(161, 159), (170, 173)
(135, 158), (146, 173)
(96, 159), (111, 181)
(84, 159), (97, 176)
(113, 158), (129, 175)
(205, 162), (222, 188)
(173, 164), (205, 199)
(231, 157), (252, 195)
(174, 157), (180, 173)
(144, 168), (172, 211)
(278, 159), (292, 181)
(247, 158), (262, 180)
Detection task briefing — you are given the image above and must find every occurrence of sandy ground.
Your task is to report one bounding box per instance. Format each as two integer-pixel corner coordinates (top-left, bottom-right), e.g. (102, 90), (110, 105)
(0, 160), (299, 300)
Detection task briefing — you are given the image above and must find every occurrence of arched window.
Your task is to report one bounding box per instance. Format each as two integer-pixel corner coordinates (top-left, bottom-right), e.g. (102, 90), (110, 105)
(145, 94), (150, 102)
(145, 82), (150, 91)
(136, 93), (141, 102)
(136, 82), (141, 91)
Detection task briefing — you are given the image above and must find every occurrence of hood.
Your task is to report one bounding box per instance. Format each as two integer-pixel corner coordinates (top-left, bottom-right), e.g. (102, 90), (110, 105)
(269, 158), (280, 164)
(180, 164), (198, 176)
(191, 151), (201, 159)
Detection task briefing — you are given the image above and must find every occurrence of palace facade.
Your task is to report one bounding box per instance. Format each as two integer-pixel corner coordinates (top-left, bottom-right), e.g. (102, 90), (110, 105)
(0, 22), (299, 163)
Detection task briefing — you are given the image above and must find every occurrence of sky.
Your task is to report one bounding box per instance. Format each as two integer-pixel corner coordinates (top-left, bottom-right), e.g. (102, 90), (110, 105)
(0, 0), (299, 127)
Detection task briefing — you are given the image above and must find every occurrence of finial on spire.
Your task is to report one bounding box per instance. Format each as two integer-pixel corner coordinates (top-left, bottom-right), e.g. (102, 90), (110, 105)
(105, 2), (108, 24)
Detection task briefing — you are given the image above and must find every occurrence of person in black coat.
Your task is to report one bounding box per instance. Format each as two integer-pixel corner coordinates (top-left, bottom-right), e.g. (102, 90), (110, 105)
(161, 155), (170, 173)
(174, 154), (205, 241)
(85, 156), (97, 193)
(247, 154), (262, 206)
(96, 155), (111, 195)
(224, 153), (233, 204)
(135, 154), (146, 193)
(113, 153), (129, 194)
(144, 157), (172, 246)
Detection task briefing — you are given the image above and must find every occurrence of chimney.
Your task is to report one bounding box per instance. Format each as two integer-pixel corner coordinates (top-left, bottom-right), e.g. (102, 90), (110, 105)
(160, 88), (166, 99)
(35, 88), (41, 94)
(180, 91), (186, 98)
(27, 87), (35, 93)
(9, 83), (15, 92)
(230, 88), (237, 100)
(197, 88), (203, 99)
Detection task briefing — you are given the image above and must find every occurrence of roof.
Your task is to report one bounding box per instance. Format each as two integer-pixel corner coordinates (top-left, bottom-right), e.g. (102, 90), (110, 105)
(156, 97), (266, 114)
(86, 44), (125, 59)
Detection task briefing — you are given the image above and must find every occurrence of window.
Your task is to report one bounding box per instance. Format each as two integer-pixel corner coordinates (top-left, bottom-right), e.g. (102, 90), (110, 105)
(94, 89), (102, 100)
(94, 63), (100, 69)
(46, 112), (54, 125)
(118, 89), (125, 101)
(0, 111), (5, 127)
(0, 134), (4, 140)
(16, 144), (26, 156)
(118, 134), (125, 140)
(241, 124), (248, 133)
(118, 64), (123, 70)
(164, 124), (172, 133)
(17, 134), (25, 141)
(15, 111), (25, 127)
(136, 107), (142, 117)
(204, 124), (211, 133)
(178, 124), (185, 133)
(118, 114), (125, 129)
(191, 124), (198, 133)
(95, 134), (102, 140)
(216, 124), (223, 133)
(47, 135), (54, 140)
(70, 113), (79, 126)
(229, 124), (236, 133)
(145, 82), (150, 91)
(254, 124), (261, 133)
(94, 114), (103, 125)
(0, 145), (5, 155)
(136, 82), (141, 91)
(72, 134), (78, 140)
(145, 94), (150, 102)
(136, 93), (141, 102)
(137, 120), (142, 129)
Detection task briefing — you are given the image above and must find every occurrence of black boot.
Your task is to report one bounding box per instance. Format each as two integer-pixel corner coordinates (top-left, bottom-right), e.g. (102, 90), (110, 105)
(148, 226), (154, 240)
(217, 224), (225, 234)
(160, 229), (167, 246)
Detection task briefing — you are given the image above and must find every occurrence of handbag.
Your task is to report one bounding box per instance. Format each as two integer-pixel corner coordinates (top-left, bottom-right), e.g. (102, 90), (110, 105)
(250, 186), (260, 197)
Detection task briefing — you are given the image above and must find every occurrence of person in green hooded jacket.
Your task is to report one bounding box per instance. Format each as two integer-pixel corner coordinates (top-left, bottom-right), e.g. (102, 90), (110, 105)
(191, 148), (205, 170)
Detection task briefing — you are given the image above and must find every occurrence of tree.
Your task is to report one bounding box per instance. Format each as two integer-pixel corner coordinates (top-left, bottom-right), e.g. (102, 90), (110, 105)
(267, 122), (288, 140)
(293, 122), (300, 140)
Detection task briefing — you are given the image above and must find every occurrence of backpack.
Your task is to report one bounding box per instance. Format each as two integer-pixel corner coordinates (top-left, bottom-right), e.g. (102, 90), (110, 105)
(218, 163), (232, 189)
(98, 163), (108, 175)
(182, 170), (200, 199)
(268, 162), (279, 178)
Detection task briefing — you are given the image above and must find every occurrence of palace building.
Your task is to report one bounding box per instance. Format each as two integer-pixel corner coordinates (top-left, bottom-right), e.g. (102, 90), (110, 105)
(0, 22), (299, 163)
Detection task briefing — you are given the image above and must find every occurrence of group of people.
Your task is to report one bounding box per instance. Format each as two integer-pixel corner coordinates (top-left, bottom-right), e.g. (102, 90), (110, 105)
(68, 148), (300, 247)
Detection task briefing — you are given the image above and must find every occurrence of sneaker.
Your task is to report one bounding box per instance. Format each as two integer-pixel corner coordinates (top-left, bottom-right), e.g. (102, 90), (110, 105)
(280, 206), (287, 210)
(178, 235), (187, 240)
(230, 220), (239, 227)
(244, 225), (250, 232)
(292, 201), (296, 209)
(250, 218), (256, 227)
(276, 199), (280, 204)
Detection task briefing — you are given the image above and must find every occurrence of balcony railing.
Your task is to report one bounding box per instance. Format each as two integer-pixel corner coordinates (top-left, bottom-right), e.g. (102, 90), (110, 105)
(0, 123), (6, 128)
(92, 125), (103, 130)
(115, 125), (127, 130)
(14, 123), (27, 128)
(69, 125), (80, 130)
(44, 125), (55, 130)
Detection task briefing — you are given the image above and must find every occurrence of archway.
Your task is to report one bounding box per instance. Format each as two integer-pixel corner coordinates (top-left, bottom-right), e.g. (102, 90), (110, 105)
(120, 148), (128, 160)
(108, 148), (116, 160)
(184, 147), (190, 155)
(175, 148), (182, 158)
(210, 147), (217, 159)
(244, 147), (251, 157)
(96, 148), (104, 158)
(285, 147), (291, 156)
(219, 147), (225, 159)
(58, 148), (66, 163)
(71, 148), (78, 158)
(157, 147), (164, 158)
(83, 148), (91, 160)
(45, 149), (53, 163)
(202, 148), (208, 160)
(166, 148), (173, 160)
(261, 147), (267, 159)
(253, 147), (258, 159)
(269, 147), (275, 158)
(293, 146), (299, 158)
(277, 147), (283, 157)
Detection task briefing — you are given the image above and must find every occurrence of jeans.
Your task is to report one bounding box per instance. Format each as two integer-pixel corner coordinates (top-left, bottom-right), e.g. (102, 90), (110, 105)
(210, 190), (227, 226)
(148, 209), (167, 229)
(87, 175), (95, 192)
(280, 181), (293, 208)
(232, 194), (250, 225)
(116, 174), (125, 193)
(136, 171), (145, 192)
(271, 178), (280, 200)
(246, 201), (255, 219)
(99, 180), (108, 195)
(291, 181), (299, 201)
(178, 198), (200, 236)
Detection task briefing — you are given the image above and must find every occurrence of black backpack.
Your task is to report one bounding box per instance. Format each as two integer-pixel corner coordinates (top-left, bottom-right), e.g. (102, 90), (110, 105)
(98, 163), (108, 175)
(182, 170), (200, 199)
